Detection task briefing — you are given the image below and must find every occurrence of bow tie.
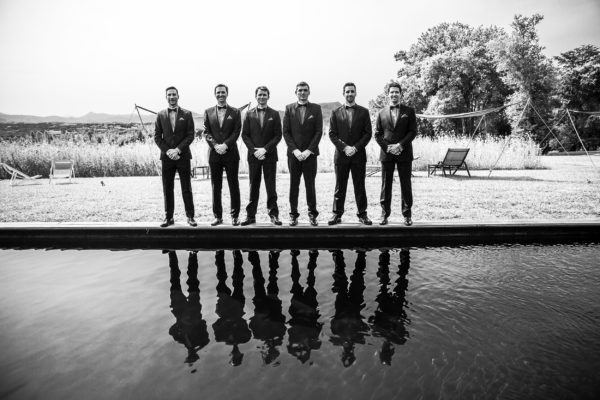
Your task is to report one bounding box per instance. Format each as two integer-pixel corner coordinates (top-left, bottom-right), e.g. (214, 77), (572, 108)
(390, 105), (400, 109)
(297, 103), (307, 107)
(345, 105), (355, 110)
(217, 105), (227, 110)
(168, 108), (177, 113)
(257, 108), (267, 112)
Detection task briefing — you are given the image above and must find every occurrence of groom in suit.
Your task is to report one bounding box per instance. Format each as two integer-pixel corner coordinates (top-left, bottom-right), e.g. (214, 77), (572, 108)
(328, 82), (373, 226)
(154, 86), (196, 228)
(282, 81), (323, 226)
(374, 82), (417, 226)
(203, 84), (242, 226)
(240, 86), (283, 226)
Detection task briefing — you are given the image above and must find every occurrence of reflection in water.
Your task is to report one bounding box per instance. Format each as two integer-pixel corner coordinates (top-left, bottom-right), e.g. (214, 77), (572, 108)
(369, 249), (411, 365)
(287, 250), (322, 364)
(212, 250), (251, 366)
(165, 248), (412, 368)
(168, 251), (210, 366)
(248, 251), (286, 365)
(330, 250), (369, 367)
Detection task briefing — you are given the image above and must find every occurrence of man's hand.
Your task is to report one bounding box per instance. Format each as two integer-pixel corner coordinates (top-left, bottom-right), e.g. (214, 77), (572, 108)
(301, 150), (312, 160)
(293, 149), (304, 161)
(388, 143), (403, 155)
(214, 143), (228, 155)
(167, 148), (180, 160)
(344, 146), (357, 157)
(254, 148), (267, 160)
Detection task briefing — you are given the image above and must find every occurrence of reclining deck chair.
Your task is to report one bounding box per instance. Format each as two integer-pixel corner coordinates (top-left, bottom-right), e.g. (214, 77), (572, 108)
(427, 148), (471, 177)
(49, 160), (75, 184)
(1, 162), (42, 186)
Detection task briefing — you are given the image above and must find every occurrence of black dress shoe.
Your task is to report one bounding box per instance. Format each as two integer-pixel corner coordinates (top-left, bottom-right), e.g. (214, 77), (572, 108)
(160, 218), (174, 228)
(241, 217), (256, 226)
(358, 215), (372, 225)
(328, 214), (342, 226)
(289, 216), (298, 226)
(187, 217), (197, 227)
(211, 218), (223, 226)
(270, 215), (282, 226)
(379, 216), (388, 226)
(404, 217), (413, 226)
(309, 215), (318, 226)
(232, 217), (240, 226)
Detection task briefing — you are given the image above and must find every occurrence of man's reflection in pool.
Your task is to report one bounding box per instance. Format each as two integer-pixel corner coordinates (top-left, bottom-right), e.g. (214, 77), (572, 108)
(248, 250), (286, 365)
(330, 250), (369, 367)
(212, 250), (251, 366)
(287, 250), (322, 364)
(369, 249), (411, 366)
(167, 251), (210, 366)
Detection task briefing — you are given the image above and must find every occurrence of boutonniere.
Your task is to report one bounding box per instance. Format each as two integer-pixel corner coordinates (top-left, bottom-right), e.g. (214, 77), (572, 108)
(227, 115), (233, 120)
(307, 115), (314, 120)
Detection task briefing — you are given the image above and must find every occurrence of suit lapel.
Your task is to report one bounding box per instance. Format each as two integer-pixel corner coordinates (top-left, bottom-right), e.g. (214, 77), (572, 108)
(163, 110), (174, 135)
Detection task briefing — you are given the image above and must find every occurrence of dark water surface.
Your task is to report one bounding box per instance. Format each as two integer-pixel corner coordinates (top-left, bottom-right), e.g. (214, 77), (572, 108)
(0, 245), (599, 399)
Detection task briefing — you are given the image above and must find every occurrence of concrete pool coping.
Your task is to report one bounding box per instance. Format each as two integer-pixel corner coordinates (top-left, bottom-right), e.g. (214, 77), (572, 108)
(0, 220), (598, 250)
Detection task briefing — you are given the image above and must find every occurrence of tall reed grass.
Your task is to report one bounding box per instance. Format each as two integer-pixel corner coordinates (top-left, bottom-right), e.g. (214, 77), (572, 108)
(0, 134), (541, 178)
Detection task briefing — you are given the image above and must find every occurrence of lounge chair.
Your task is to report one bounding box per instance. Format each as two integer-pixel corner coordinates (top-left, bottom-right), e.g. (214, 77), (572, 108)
(49, 160), (75, 184)
(1, 162), (42, 186)
(427, 148), (471, 177)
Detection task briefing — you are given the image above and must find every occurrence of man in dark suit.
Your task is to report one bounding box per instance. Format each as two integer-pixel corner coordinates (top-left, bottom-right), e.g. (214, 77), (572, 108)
(241, 86), (283, 226)
(154, 86), (196, 227)
(282, 81), (323, 226)
(328, 82), (373, 226)
(203, 84), (242, 226)
(374, 82), (417, 226)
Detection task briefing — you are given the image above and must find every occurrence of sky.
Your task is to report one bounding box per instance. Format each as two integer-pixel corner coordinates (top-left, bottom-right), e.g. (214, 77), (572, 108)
(0, 0), (598, 117)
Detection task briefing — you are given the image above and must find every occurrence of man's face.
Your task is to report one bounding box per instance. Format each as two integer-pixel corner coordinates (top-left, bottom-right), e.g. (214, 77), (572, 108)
(295, 85), (310, 102)
(388, 87), (401, 104)
(166, 89), (179, 107)
(343, 86), (356, 104)
(256, 90), (269, 107)
(215, 86), (228, 104)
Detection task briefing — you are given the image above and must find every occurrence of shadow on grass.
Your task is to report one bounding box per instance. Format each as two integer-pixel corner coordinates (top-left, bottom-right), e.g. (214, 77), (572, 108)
(425, 175), (559, 182)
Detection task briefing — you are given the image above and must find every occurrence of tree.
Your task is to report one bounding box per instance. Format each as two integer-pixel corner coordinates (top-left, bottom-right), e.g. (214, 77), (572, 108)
(371, 22), (510, 138)
(491, 14), (557, 142)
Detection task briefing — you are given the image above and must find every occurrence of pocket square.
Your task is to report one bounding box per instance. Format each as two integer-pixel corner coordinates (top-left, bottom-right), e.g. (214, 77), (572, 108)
(227, 115), (233, 120)
(178, 117), (185, 121)
(400, 114), (408, 118)
(307, 115), (314, 120)
(268, 117), (273, 121)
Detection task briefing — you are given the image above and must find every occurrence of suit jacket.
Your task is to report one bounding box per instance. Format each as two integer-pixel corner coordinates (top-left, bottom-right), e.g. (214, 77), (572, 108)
(282, 102), (323, 157)
(203, 105), (241, 163)
(329, 104), (372, 165)
(154, 107), (195, 161)
(241, 106), (282, 163)
(374, 104), (417, 162)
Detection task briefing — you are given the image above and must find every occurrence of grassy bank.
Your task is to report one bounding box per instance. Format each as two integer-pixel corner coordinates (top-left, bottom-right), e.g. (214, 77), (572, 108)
(0, 155), (597, 224)
(0, 134), (541, 178)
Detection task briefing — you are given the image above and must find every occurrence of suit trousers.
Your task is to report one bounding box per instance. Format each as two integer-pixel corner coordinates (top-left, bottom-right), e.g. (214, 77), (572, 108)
(209, 159), (240, 219)
(380, 160), (412, 218)
(287, 155), (318, 218)
(246, 161), (279, 218)
(161, 158), (194, 219)
(332, 161), (368, 217)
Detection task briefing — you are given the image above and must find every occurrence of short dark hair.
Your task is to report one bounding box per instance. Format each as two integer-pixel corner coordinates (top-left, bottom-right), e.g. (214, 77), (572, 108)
(255, 86), (270, 96)
(165, 86), (178, 94)
(295, 81), (310, 92)
(342, 82), (356, 93)
(386, 82), (402, 93)
(214, 84), (229, 94)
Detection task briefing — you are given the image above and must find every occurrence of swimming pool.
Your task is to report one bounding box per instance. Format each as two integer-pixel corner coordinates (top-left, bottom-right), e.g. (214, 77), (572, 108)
(0, 245), (599, 399)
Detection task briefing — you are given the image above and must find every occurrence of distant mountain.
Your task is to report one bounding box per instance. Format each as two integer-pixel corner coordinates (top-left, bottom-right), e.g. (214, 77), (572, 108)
(0, 102), (342, 125)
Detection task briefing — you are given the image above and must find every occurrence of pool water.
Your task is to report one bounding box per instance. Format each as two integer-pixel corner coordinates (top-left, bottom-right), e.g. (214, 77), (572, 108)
(0, 245), (599, 399)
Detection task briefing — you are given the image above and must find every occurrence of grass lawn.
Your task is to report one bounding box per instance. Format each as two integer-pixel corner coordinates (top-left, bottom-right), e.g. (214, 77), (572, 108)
(1, 155), (598, 224)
